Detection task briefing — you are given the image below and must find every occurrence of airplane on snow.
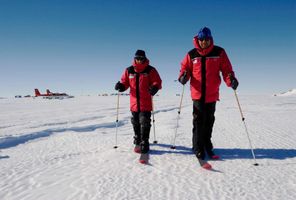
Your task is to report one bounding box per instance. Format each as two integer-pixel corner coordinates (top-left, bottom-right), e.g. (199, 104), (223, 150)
(34, 89), (74, 99)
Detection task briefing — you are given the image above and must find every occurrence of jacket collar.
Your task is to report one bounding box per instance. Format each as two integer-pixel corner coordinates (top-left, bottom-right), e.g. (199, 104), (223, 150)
(132, 59), (150, 73)
(193, 36), (214, 56)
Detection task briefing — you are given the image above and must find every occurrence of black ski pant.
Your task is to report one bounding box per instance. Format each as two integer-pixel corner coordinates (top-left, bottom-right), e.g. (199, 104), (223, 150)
(192, 101), (216, 156)
(131, 111), (151, 147)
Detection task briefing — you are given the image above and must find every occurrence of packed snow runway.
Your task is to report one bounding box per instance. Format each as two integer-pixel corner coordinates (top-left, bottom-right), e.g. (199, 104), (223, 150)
(0, 93), (295, 200)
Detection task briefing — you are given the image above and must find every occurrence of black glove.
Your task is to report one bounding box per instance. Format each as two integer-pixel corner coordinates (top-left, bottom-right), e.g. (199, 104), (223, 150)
(230, 76), (239, 90)
(115, 81), (125, 92)
(149, 86), (159, 96)
(178, 71), (188, 85)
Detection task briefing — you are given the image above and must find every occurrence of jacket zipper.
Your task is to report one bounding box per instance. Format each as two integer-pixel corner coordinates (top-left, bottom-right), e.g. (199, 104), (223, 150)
(136, 73), (141, 112)
(201, 56), (206, 104)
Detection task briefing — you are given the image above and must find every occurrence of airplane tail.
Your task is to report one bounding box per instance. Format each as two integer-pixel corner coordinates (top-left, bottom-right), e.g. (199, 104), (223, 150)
(35, 89), (41, 96)
(46, 89), (51, 95)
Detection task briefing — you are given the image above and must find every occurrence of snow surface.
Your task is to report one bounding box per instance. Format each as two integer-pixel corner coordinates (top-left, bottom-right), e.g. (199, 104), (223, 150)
(1, 94), (296, 200)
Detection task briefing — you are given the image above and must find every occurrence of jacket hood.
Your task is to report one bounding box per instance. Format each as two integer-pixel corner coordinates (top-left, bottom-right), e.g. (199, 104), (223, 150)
(193, 36), (214, 56)
(132, 59), (150, 73)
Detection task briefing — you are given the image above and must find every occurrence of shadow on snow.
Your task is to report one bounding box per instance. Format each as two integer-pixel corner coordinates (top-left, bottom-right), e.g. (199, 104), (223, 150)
(0, 106), (186, 150)
(150, 143), (193, 155)
(0, 155), (10, 159)
(150, 143), (296, 160)
(214, 148), (296, 160)
(0, 120), (127, 149)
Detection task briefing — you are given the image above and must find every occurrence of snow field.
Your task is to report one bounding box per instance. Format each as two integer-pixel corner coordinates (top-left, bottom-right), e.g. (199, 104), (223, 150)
(0, 94), (296, 200)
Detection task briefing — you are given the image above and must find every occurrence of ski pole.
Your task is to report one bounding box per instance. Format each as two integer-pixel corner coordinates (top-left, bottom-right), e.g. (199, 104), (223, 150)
(233, 90), (258, 166)
(171, 85), (185, 149)
(114, 91), (120, 149)
(151, 97), (157, 144)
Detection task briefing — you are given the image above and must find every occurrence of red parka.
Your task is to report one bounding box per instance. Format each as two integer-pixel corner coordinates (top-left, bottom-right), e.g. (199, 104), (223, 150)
(179, 36), (236, 103)
(120, 59), (162, 112)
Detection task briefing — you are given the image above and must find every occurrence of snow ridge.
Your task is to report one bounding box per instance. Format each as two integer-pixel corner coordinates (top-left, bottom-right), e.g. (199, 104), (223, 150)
(274, 88), (296, 96)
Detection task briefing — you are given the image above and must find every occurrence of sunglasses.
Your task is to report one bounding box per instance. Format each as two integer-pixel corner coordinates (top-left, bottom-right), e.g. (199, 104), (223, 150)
(198, 37), (211, 42)
(134, 56), (146, 61)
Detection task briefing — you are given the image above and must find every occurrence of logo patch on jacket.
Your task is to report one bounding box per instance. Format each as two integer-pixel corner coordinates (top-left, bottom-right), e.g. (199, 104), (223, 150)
(129, 74), (135, 79)
(192, 57), (201, 64)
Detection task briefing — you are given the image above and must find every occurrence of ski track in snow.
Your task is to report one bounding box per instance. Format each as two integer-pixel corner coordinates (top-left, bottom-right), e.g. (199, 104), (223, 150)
(0, 95), (296, 200)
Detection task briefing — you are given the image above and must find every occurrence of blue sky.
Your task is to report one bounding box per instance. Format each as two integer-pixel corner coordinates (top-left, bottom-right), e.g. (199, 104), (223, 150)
(0, 0), (295, 97)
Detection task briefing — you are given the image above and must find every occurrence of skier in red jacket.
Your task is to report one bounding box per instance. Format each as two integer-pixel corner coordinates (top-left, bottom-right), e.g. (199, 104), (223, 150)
(178, 27), (239, 160)
(115, 50), (162, 154)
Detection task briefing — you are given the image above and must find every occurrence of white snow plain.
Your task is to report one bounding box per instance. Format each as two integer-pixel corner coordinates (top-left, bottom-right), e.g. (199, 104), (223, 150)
(0, 92), (295, 200)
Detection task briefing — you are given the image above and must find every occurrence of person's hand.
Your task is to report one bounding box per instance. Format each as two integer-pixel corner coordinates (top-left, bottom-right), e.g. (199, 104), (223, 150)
(115, 81), (125, 92)
(230, 76), (239, 90)
(149, 86), (159, 96)
(178, 71), (188, 85)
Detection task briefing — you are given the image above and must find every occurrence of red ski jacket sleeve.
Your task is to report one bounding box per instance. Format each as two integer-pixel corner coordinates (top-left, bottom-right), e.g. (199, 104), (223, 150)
(120, 69), (130, 91)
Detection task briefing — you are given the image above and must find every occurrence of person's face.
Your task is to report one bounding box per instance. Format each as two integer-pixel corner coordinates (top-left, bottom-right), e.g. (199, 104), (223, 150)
(198, 38), (211, 49)
(134, 57), (145, 64)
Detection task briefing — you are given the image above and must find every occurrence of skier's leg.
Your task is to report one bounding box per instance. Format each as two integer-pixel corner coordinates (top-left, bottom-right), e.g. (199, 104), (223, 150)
(131, 112), (141, 145)
(139, 112), (151, 153)
(192, 101), (205, 159)
(204, 102), (216, 156)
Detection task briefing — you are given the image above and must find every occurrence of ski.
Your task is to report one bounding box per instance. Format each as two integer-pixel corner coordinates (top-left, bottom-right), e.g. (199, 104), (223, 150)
(134, 145), (141, 154)
(197, 157), (212, 170)
(207, 150), (220, 160)
(211, 155), (220, 160)
(139, 153), (149, 164)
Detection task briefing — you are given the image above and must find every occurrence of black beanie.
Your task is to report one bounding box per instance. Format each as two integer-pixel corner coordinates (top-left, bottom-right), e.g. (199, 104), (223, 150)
(135, 50), (146, 58)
